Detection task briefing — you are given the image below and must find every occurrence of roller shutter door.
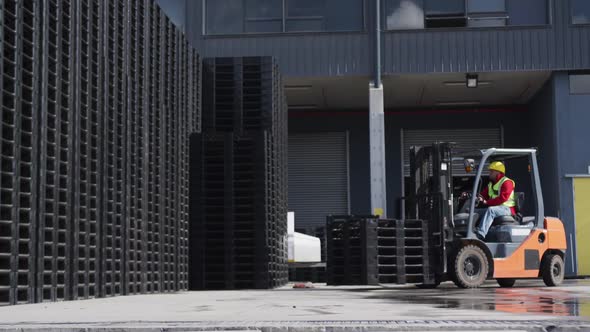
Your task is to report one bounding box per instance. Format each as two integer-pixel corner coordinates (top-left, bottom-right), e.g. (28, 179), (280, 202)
(288, 132), (349, 230)
(403, 128), (502, 176)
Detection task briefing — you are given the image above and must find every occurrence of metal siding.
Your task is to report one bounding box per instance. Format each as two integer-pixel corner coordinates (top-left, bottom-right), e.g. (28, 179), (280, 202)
(288, 133), (349, 230)
(186, 0), (590, 76)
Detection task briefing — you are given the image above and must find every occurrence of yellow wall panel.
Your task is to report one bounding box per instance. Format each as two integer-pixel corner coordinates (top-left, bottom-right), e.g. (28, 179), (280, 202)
(574, 178), (590, 276)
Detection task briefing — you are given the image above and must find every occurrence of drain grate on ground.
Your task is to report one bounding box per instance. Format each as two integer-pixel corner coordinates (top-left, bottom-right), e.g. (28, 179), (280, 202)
(0, 320), (588, 332)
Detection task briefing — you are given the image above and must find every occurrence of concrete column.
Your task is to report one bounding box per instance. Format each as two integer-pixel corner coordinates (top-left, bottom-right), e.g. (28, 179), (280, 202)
(369, 83), (387, 218)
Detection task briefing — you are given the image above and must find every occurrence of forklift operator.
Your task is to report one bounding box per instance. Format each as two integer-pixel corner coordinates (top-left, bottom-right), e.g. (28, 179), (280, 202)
(474, 161), (516, 240)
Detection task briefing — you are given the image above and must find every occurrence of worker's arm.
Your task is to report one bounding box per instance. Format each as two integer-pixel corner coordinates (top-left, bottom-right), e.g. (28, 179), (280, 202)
(479, 186), (490, 200)
(484, 180), (514, 206)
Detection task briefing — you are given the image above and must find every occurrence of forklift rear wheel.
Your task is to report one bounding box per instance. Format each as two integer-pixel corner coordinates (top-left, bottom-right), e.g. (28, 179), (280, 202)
(453, 245), (489, 288)
(496, 278), (516, 288)
(542, 254), (564, 287)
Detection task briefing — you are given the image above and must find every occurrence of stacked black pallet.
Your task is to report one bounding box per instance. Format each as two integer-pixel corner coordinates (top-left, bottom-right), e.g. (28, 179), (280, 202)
(0, 0), (200, 306)
(376, 219), (432, 284)
(0, 0), (41, 305)
(189, 56), (288, 290)
(288, 266), (325, 283)
(325, 216), (434, 286)
(325, 216), (379, 286)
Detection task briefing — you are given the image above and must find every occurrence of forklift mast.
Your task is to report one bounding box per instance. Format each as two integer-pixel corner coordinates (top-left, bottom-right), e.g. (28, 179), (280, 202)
(406, 143), (455, 277)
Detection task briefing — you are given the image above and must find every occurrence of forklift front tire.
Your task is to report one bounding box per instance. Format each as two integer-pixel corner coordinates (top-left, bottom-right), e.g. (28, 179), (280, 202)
(496, 278), (516, 288)
(452, 245), (489, 288)
(542, 254), (565, 287)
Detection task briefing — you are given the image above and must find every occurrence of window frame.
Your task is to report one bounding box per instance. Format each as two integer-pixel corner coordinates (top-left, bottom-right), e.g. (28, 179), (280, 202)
(466, 0), (508, 28)
(203, 0), (367, 36)
(571, 0), (590, 26)
(382, 0), (552, 31)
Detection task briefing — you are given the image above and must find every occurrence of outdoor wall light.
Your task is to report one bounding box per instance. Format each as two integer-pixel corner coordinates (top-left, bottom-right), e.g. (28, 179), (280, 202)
(466, 73), (478, 88)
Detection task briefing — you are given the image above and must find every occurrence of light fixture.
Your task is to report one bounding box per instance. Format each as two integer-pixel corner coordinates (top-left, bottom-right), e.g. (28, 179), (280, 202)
(466, 73), (478, 88)
(444, 80), (491, 87)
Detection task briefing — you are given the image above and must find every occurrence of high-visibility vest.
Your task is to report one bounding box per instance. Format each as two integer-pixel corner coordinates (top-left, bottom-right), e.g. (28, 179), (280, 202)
(487, 176), (516, 208)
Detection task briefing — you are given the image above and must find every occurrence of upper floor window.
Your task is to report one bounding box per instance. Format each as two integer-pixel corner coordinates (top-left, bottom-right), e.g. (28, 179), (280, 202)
(572, 0), (590, 24)
(383, 0), (549, 30)
(205, 0), (364, 35)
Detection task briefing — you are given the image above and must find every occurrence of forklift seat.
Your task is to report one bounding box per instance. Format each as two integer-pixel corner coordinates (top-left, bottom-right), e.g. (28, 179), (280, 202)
(487, 193), (537, 242)
(491, 192), (526, 226)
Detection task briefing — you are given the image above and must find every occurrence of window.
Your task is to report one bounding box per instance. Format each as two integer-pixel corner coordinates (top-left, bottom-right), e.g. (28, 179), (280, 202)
(383, 0), (424, 30)
(507, 0), (548, 26)
(204, 0), (364, 35)
(245, 0), (283, 33)
(383, 0), (548, 30)
(205, 0), (243, 35)
(286, 0), (326, 32)
(424, 0), (466, 28)
(467, 0), (507, 28)
(572, 0), (590, 24)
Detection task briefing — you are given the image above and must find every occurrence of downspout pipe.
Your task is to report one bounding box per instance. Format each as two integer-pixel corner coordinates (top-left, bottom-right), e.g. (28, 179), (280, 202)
(374, 0), (381, 88)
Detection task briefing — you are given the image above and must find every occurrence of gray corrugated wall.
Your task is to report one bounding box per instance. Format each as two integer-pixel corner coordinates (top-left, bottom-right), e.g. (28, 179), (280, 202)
(383, 0), (590, 74)
(185, 0), (590, 77)
(552, 72), (590, 276)
(530, 78), (559, 218)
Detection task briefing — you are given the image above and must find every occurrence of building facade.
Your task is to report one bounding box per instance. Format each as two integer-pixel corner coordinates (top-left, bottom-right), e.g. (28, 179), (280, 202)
(159, 0), (590, 276)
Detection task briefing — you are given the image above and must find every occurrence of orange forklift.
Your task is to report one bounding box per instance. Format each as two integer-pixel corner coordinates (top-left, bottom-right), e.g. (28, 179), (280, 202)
(406, 143), (567, 288)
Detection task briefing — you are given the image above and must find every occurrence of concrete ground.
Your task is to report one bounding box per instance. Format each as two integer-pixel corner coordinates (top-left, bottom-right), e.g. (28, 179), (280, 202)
(0, 279), (589, 331)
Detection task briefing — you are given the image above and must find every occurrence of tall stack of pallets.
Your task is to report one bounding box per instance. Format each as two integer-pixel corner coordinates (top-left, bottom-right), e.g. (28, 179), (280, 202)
(0, 0), (201, 306)
(189, 57), (288, 290)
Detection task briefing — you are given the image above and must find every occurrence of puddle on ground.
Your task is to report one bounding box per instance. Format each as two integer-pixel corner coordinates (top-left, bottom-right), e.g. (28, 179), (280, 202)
(367, 280), (590, 317)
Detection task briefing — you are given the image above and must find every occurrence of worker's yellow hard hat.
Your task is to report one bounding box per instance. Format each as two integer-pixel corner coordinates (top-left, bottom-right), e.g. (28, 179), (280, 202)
(489, 161), (506, 174)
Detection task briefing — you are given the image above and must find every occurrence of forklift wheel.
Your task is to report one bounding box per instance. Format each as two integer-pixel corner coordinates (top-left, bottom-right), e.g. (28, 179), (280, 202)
(452, 245), (489, 288)
(542, 254), (565, 287)
(496, 278), (516, 288)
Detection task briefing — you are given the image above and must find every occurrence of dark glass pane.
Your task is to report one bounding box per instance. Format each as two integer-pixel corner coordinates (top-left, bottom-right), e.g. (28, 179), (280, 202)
(205, 0), (243, 34)
(572, 0), (590, 24)
(467, 0), (505, 13)
(425, 0), (464, 16)
(245, 20), (283, 33)
(507, 0), (547, 25)
(245, 0), (282, 19)
(287, 0), (326, 17)
(325, 0), (363, 31)
(383, 0), (425, 30)
(425, 17), (466, 28)
(286, 19), (324, 32)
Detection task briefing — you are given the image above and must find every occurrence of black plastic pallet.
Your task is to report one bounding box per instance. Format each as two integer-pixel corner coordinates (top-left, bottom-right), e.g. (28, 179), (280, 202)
(0, 0), (200, 306)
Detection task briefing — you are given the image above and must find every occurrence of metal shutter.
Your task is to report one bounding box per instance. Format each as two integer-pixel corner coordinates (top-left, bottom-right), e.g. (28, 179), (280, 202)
(288, 132), (349, 230)
(403, 128), (502, 176)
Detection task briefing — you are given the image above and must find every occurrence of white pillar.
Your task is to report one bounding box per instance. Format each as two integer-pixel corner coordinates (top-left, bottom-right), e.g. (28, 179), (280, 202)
(369, 83), (387, 218)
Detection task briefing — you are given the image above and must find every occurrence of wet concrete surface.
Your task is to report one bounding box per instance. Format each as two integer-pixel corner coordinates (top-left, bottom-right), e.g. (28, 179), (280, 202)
(0, 279), (588, 331)
(366, 279), (590, 318)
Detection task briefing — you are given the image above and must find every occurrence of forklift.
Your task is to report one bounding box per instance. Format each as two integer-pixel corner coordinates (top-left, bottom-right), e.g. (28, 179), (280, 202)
(405, 143), (567, 288)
